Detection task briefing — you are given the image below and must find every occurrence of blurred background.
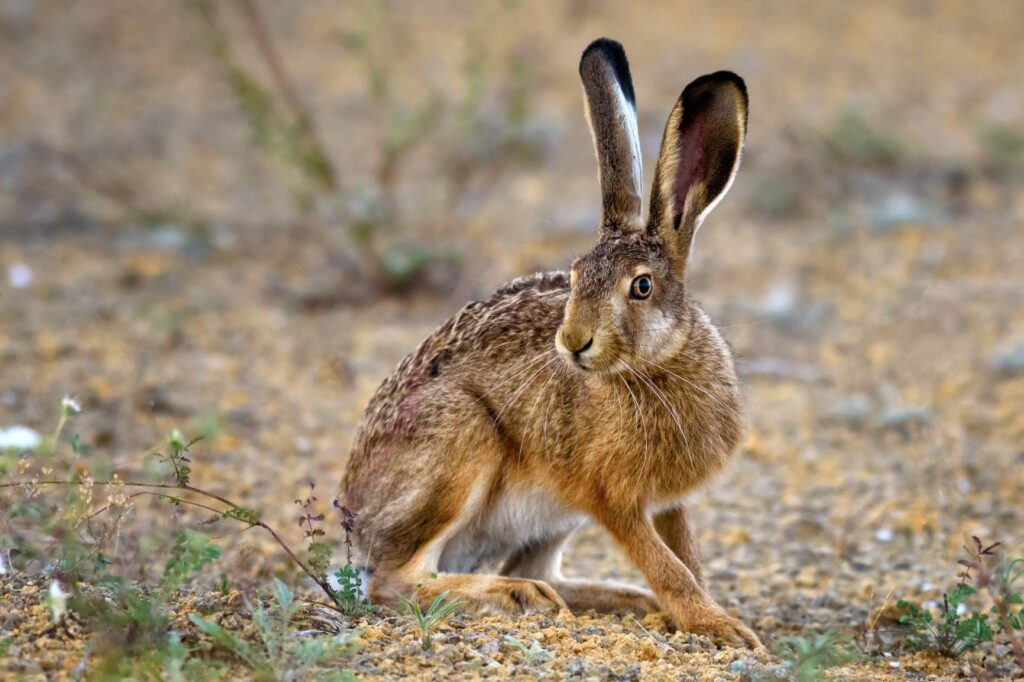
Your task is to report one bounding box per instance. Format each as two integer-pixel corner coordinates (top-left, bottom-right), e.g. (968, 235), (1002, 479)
(2, 0), (1023, 652)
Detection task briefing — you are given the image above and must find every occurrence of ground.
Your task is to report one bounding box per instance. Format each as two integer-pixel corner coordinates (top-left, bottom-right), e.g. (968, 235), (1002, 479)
(2, 1), (1023, 679)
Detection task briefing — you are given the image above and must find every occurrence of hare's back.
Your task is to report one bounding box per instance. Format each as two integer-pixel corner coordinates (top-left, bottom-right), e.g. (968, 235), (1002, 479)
(347, 271), (569, 461)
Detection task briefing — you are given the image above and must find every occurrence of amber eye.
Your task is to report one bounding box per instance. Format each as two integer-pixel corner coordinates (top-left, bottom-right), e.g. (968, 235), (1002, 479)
(630, 274), (653, 300)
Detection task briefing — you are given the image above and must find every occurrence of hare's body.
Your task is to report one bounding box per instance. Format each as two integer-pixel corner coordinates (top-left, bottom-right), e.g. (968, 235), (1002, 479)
(340, 39), (761, 647)
(344, 271), (741, 561)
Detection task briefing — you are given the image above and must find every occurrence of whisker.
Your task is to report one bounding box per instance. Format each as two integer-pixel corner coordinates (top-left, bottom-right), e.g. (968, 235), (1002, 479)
(618, 374), (649, 460)
(624, 362), (693, 469)
(494, 354), (560, 427)
(639, 357), (728, 408)
(477, 349), (552, 400)
(520, 361), (561, 465)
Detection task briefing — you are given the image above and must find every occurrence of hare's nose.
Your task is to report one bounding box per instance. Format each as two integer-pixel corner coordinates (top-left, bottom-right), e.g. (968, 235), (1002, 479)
(571, 337), (594, 355)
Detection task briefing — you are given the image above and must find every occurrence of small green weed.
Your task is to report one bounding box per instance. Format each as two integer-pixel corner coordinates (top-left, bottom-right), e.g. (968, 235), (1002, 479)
(771, 630), (860, 682)
(398, 588), (463, 650)
(897, 585), (993, 657)
(897, 537), (1023, 665)
(159, 631), (226, 682)
(503, 635), (553, 665)
(190, 577), (360, 681)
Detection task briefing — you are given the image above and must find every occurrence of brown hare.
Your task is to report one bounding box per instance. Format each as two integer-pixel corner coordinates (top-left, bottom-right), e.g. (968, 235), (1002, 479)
(340, 37), (759, 648)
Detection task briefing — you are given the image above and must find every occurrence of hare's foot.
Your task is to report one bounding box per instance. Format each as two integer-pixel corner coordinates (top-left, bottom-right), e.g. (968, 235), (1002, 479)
(547, 578), (660, 616)
(371, 571), (567, 617)
(592, 505), (762, 650)
(498, 530), (659, 616)
(677, 600), (763, 649)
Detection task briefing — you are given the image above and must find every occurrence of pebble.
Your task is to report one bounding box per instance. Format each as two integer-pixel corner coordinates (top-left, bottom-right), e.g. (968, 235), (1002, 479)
(878, 405), (932, 431)
(992, 340), (1024, 377)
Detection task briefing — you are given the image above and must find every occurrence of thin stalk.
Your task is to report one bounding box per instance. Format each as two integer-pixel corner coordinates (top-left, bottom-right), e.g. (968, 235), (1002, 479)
(3, 479), (334, 602)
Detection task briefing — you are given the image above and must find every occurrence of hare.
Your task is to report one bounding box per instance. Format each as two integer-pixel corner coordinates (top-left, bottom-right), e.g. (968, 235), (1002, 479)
(340, 38), (759, 648)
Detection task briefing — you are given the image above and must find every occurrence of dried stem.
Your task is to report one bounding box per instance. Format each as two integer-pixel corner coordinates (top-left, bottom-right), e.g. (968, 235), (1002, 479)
(3, 479), (335, 603)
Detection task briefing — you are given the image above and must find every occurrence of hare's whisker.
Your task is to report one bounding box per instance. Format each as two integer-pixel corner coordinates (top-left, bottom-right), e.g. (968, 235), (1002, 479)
(541, 367), (561, 456)
(520, 362), (561, 466)
(625, 362), (693, 469)
(494, 354), (559, 428)
(639, 357), (727, 408)
(617, 373), (649, 460)
(478, 349), (552, 400)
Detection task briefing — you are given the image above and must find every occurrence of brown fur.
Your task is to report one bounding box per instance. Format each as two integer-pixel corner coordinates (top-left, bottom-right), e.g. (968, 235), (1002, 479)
(340, 38), (760, 648)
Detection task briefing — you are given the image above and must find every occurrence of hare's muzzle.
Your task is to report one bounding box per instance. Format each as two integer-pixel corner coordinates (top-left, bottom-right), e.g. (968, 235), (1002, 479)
(556, 324), (596, 369)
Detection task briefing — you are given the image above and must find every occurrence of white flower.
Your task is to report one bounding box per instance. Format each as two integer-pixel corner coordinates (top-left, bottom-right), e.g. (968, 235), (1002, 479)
(47, 580), (69, 622)
(61, 395), (82, 416)
(0, 425), (42, 450)
(0, 550), (9, 575)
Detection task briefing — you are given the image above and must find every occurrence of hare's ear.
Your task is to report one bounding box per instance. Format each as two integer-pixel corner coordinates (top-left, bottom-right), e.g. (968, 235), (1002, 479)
(579, 38), (644, 237)
(647, 71), (747, 271)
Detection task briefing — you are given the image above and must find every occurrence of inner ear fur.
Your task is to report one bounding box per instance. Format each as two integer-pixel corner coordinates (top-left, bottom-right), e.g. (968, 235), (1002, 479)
(647, 71), (748, 266)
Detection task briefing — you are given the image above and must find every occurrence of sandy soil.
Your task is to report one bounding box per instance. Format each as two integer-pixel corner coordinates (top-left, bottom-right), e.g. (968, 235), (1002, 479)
(2, 1), (1023, 679)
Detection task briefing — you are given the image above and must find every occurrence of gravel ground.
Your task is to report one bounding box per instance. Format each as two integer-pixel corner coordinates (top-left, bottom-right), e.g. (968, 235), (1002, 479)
(2, 1), (1023, 679)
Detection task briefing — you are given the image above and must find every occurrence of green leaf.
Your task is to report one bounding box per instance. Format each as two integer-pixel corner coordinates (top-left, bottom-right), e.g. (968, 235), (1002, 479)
(69, 433), (87, 455)
(307, 541), (331, 581)
(223, 506), (260, 526)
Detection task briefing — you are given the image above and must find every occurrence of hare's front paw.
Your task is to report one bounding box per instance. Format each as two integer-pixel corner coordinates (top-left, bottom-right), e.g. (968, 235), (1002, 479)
(679, 604), (762, 650)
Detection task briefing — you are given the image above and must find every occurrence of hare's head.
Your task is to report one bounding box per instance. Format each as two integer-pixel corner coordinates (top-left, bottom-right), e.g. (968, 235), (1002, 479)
(555, 39), (748, 374)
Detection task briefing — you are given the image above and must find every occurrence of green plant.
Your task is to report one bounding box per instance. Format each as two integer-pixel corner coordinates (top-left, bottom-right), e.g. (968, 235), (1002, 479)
(956, 537), (1024, 667)
(65, 529), (222, 676)
(331, 564), (369, 617)
(328, 500), (373, 616)
(397, 588), (463, 650)
(821, 110), (907, 167)
(159, 631), (226, 682)
(772, 630), (860, 682)
(503, 635), (553, 665)
(190, 578), (360, 681)
(897, 585), (994, 657)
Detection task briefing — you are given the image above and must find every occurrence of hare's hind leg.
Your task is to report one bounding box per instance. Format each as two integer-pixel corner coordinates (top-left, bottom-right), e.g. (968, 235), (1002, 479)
(366, 467), (566, 616)
(500, 530), (660, 616)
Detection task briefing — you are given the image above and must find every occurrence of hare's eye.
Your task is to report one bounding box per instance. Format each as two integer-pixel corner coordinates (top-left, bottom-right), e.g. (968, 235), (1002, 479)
(630, 274), (653, 300)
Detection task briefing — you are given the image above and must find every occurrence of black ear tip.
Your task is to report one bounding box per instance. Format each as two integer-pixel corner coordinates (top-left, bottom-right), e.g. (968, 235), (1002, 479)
(680, 70), (748, 125)
(579, 38), (636, 107)
(683, 71), (747, 103)
(581, 37), (626, 64)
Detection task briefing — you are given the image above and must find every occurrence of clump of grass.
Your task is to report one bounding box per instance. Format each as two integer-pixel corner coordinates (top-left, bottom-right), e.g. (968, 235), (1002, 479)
(772, 630), (860, 682)
(397, 586), (463, 650)
(190, 577), (360, 681)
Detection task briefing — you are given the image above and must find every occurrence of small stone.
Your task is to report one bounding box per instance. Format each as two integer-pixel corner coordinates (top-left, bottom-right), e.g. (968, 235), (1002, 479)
(878, 405), (931, 432)
(992, 340), (1024, 377)
(825, 394), (873, 426)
